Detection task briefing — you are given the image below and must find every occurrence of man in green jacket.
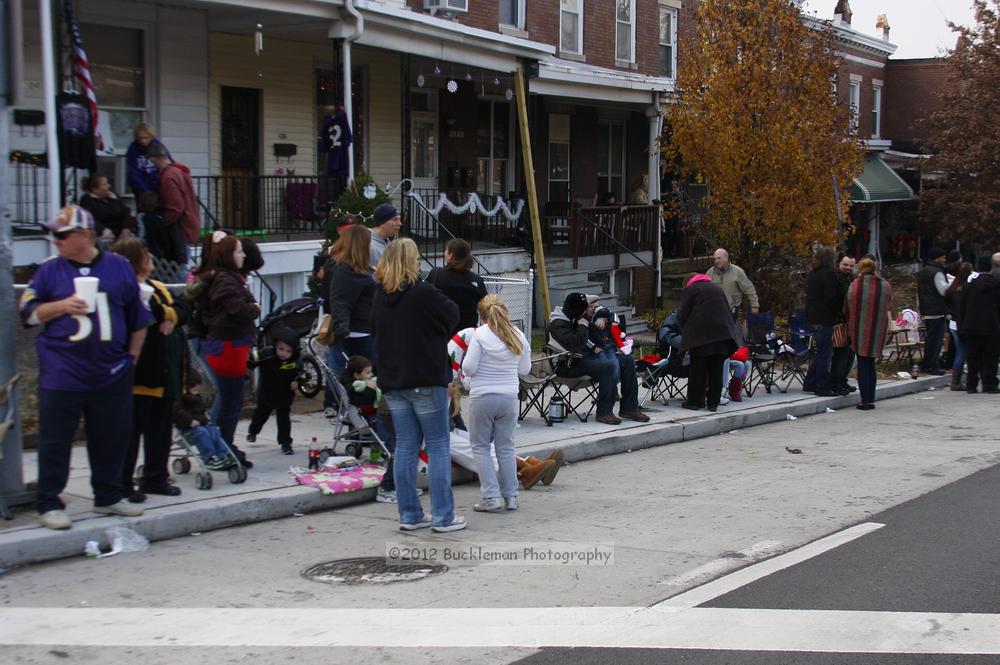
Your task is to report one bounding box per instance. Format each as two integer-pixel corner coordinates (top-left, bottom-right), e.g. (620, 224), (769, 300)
(707, 248), (760, 318)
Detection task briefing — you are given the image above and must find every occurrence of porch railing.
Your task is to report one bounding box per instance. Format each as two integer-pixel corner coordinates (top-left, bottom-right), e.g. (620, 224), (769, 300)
(545, 202), (659, 269)
(191, 175), (346, 238)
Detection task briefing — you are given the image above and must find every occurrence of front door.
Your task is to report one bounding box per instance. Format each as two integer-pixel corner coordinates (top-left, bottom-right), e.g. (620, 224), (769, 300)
(220, 86), (261, 230)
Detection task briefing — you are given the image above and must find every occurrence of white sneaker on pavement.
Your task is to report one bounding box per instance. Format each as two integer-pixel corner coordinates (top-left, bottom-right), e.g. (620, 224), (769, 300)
(94, 501), (144, 517)
(431, 515), (467, 533)
(323, 407), (336, 418)
(39, 509), (72, 530)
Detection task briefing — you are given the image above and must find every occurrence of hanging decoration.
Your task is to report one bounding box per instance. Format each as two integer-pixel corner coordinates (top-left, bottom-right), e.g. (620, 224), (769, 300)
(446, 79), (458, 93)
(255, 23), (264, 79)
(493, 77), (500, 88)
(464, 72), (472, 81)
(505, 88), (514, 101)
(417, 73), (425, 87)
(415, 192), (524, 222)
(433, 64), (441, 76)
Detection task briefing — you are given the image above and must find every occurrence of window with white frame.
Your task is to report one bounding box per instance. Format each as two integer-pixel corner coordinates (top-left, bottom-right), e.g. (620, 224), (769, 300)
(500, 0), (525, 29)
(597, 123), (626, 202)
(871, 84), (882, 138)
(849, 80), (861, 133)
(548, 114), (571, 202)
(560, 0), (583, 54)
(616, 0), (636, 63)
(659, 6), (677, 78)
(79, 23), (147, 191)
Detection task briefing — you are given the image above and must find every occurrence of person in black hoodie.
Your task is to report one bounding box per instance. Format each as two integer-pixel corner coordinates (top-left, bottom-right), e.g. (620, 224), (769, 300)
(371, 238), (463, 533)
(246, 326), (300, 454)
(802, 246), (842, 397)
(426, 238), (488, 334)
(957, 256), (1000, 394)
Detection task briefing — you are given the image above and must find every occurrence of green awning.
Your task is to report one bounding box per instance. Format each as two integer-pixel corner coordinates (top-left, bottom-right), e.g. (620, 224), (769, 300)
(851, 154), (914, 203)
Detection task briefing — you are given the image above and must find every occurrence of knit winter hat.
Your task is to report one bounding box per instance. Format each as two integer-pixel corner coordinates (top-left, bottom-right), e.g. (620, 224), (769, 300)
(563, 292), (589, 320)
(928, 248), (946, 261)
(372, 204), (399, 226)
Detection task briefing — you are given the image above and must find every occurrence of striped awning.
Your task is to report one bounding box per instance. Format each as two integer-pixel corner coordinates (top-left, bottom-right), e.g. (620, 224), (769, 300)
(851, 154), (914, 203)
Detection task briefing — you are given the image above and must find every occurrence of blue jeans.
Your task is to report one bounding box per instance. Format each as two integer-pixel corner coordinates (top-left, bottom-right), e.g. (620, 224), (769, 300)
(185, 425), (230, 460)
(323, 343), (347, 409)
(803, 324), (833, 393)
(560, 352), (626, 416)
(922, 317), (947, 372)
(212, 374), (247, 446)
(384, 386), (455, 527)
(950, 328), (966, 373)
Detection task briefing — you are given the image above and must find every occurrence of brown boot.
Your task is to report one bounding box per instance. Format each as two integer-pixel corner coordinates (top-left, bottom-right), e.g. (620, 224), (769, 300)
(517, 458), (554, 490)
(541, 448), (564, 485)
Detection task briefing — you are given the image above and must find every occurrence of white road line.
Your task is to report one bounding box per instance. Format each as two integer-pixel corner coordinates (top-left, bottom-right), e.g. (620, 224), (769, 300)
(654, 522), (885, 611)
(2, 607), (1000, 653)
(662, 540), (784, 587)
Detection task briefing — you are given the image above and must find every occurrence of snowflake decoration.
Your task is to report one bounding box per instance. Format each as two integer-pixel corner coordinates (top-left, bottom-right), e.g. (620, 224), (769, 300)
(447, 79), (458, 93)
(417, 74), (425, 88)
(363, 183), (378, 200)
(505, 88), (513, 101)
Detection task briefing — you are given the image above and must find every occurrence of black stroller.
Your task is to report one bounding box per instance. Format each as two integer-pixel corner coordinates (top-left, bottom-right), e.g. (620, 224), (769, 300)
(257, 297), (324, 398)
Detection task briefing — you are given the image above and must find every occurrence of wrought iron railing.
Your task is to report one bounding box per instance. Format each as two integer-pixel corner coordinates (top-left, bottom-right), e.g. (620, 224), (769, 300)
(190, 175), (346, 238)
(544, 202), (659, 269)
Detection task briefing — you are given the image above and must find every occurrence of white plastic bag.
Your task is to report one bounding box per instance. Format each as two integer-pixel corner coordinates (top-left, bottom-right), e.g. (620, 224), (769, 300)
(100, 526), (149, 557)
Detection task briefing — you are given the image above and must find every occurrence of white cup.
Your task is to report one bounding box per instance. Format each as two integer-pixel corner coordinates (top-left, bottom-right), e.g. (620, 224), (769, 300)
(139, 283), (155, 306)
(73, 276), (100, 313)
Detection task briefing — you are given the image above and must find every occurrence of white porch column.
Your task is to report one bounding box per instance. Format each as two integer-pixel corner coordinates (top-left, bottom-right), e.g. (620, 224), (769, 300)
(40, 0), (61, 221)
(647, 100), (663, 303)
(342, 38), (354, 182)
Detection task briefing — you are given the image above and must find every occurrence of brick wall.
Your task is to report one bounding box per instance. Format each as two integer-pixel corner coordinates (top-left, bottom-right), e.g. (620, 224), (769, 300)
(883, 58), (955, 146)
(834, 45), (890, 140)
(406, 0), (668, 77)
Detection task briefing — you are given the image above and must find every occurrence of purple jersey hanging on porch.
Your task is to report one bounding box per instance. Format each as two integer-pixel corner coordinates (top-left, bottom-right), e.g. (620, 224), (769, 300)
(320, 109), (353, 177)
(56, 91), (97, 171)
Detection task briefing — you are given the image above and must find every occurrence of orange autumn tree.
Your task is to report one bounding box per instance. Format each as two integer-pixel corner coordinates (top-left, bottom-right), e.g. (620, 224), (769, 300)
(664, 0), (863, 305)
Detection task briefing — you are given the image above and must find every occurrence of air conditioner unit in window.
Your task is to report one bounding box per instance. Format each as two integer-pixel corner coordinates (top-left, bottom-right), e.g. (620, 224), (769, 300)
(424, 0), (469, 16)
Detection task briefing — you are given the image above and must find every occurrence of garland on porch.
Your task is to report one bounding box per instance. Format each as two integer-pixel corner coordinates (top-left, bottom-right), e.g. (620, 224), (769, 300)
(408, 191), (525, 222)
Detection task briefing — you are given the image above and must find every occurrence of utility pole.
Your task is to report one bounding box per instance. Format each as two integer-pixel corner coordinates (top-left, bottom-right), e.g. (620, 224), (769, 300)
(514, 62), (551, 319)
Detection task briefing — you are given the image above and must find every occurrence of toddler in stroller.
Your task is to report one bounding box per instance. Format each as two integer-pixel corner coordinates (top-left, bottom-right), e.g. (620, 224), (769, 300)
(340, 355), (398, 503)
(173, 377), (238, 471)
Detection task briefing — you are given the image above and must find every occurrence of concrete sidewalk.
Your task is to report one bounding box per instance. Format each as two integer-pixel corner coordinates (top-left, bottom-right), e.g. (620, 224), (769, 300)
(0, 375), (950, 568)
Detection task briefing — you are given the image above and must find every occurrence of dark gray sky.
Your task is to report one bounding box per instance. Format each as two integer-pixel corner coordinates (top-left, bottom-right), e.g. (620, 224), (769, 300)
(801, 0), (977, 58)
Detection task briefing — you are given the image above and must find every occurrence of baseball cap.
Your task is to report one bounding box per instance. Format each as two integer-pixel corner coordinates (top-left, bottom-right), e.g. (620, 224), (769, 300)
(585, 294), (601, 305)
(372, 203), (399, 226)
(43, 205), (95, 234)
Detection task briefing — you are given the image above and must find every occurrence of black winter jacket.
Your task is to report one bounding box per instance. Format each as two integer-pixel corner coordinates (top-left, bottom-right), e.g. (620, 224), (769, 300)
(548, 308), (594, 356)
(677, 280), (741, 354)
(805, 266), (843, 326)
(426, 266), (488, 333)
(79, 192), (132, 238)
(328, 262), (375, 339)
(957, 273), (1000, 337)
(134, 280), (190, 400)
(371, 280), (459, 392)
(173, 392), (209, 430)
(917, 263), (949, 316)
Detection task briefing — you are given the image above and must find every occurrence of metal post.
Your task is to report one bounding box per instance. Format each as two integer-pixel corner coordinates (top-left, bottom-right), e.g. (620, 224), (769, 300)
(514, 63), (550, 318)
(342, 37), (354, 182)
(39, 0), (60, 220)
(1, 0), (29, 510)
(647, 100), (662, 305)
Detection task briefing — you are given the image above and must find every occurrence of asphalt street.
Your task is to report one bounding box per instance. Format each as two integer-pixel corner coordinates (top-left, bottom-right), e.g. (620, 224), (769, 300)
(2, 390), (999, 664)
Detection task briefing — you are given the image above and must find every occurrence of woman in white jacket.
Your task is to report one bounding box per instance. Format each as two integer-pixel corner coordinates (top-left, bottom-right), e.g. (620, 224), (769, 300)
(461, 295), (532, 512)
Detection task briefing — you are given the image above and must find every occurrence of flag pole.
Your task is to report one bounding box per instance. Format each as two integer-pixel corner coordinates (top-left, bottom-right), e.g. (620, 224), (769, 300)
(40, 0), (61, 221)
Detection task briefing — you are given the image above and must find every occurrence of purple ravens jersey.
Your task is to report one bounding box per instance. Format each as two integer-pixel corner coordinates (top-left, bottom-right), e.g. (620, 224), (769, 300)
(19, 251), (154, 391)
(320, 110), (353, 177)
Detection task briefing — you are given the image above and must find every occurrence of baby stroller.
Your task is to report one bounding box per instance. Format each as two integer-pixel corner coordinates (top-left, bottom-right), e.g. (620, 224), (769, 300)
(308, 334), (392, 464)
(257, 297), (323, 398)
(135, 342), (249, 491)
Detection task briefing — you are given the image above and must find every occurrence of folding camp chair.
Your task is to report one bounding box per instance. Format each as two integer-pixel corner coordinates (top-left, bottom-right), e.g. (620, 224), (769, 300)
(745, 311), (780, 396)
(544, 333), (599, 423)
(774, 310), (814, 392)
(636, 344), (688, 407)
(518, 353), (564, 421)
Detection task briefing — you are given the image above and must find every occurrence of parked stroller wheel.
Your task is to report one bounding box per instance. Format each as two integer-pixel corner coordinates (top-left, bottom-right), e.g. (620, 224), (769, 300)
(297, 356), (323, 398)
(173, 457), (192, 475)
(134, 465), (145, 482)
(228, 465), (248, 484)
(345, 442), (362, 459)
(195, 471), (213, 490)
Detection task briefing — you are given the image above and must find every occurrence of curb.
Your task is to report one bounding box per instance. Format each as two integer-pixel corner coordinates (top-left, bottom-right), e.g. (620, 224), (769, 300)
(0, 376), (948, 569)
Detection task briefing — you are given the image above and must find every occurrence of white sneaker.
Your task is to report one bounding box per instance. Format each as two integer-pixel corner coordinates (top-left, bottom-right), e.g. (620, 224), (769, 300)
(94, 501), (144, 517)
(376, 488), (397, 503)
(323, 407), (336, 418)
(504, 496), (519, 511)
(719, 396), (731, 405)
(431, 515), (467, 533)
(473, 497), (504, 513)
(39, 509), (72, 530)
(399, 516), (432, 531)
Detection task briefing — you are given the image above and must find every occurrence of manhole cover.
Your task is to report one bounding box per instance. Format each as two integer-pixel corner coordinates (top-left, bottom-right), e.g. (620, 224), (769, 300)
(302, 557), (447, 585)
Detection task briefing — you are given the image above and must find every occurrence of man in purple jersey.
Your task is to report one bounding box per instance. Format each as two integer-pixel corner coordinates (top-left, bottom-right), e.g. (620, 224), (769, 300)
(19, 206), (154, 529)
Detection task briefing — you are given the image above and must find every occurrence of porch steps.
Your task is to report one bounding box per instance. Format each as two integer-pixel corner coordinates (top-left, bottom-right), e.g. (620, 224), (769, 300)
(546, 269), (634, 330)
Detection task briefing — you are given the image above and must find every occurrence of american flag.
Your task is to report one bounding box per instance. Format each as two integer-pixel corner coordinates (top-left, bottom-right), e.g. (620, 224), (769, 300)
(64, 0), (104, 150)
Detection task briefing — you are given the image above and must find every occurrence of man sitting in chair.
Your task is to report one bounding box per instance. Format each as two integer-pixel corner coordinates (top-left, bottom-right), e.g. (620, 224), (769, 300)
(548, 293), (649, 426)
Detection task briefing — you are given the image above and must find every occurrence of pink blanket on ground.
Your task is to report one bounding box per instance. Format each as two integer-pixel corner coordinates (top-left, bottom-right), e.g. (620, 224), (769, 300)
(293, 464), (386, 495)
